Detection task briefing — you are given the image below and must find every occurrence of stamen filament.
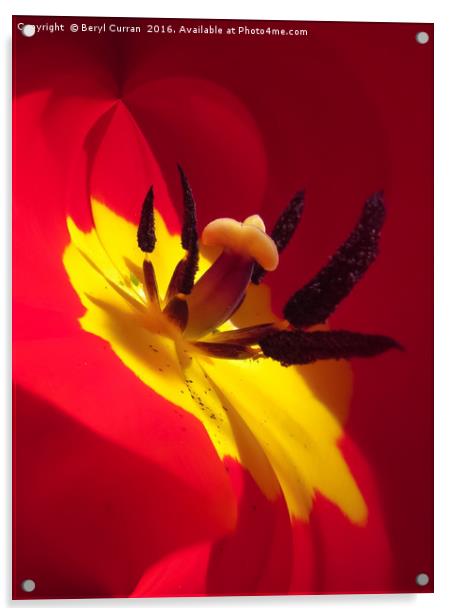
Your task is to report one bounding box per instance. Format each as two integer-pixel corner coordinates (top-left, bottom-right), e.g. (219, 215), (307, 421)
(163, 295), (189, 331)
(204, 323), (279, 345)
(193, 341), (260, 360)
(164, 243), (199, 302)
(142, 259), (160, 306)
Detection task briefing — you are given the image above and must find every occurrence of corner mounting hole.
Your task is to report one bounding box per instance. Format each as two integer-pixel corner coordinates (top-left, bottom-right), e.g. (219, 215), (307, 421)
(416, 31), (429, 45)
(416, 572), (430, 587)
(21, 579), (36, 593)
(21, 24), (36, 38)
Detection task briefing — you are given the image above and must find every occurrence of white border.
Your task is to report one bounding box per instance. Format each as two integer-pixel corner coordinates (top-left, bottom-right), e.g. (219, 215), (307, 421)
(2, 1), (451, 614)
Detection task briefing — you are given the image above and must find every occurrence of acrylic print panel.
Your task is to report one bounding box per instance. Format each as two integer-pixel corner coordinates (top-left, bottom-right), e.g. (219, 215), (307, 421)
(12, 15), (433, 599)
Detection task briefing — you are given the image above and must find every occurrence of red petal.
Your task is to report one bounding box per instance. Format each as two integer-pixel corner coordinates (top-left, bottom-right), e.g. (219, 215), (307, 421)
(206, 460), (293, 596)
(132, 460), (294, 597)
(13, 386), (236, 599)
(298, 436), (394, 594)
(132, 449), (395, 597)
(131, 543), (212, 598)
(124, 76), (268, 231)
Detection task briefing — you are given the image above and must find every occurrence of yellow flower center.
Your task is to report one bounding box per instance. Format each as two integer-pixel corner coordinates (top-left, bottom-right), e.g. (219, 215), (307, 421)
(63, 197), (367, 522)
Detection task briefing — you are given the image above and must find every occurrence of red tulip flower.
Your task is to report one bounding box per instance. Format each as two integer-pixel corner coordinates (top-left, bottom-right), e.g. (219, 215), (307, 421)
(13, 17), (433, 599)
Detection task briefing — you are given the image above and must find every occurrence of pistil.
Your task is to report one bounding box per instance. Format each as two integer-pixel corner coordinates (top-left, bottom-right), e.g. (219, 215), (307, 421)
(184, 250), (254, 339)
(184, 215), (279, 339)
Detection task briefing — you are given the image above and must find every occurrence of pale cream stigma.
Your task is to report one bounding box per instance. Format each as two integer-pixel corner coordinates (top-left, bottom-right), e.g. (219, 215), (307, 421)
(201, 215), (279, 271)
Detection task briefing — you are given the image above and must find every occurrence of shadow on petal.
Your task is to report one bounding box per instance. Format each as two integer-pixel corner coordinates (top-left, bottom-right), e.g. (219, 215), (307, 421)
(13, 387), (235, 599)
